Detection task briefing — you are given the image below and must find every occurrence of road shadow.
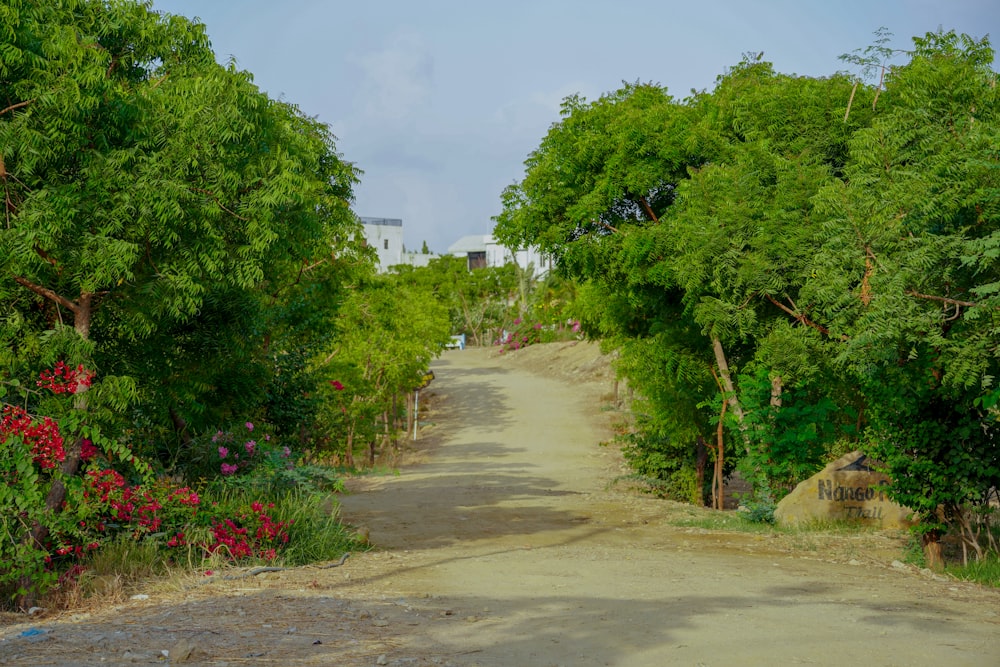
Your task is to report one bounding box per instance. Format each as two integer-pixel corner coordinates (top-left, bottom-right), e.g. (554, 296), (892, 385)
(422, 358), (514, 432)
(339, 353), (595, 550)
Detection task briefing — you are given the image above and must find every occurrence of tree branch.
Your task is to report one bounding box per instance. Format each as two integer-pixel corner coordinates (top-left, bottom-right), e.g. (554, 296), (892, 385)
(33, 245), (59, 269)
(0, 99), (34, 116)
(148, 72), (169, 91)
(594, 218), (619, 234)
(764, 293), (840, 338)
(844, 81), (859, 122)
(905, 290), (989, 309)
(860, 246), (875, 306)
(190, 187), (249, 221)
(872, 65), (886, 110)
(13, 275), (79, 313)
(270, 257), (329, 301)
(322, 347), (340, 365)
(638, 195), (659, 223)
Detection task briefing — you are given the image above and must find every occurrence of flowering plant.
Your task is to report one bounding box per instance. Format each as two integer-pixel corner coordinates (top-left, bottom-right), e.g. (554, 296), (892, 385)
(201, 501), (292, 562)
(1, 405), (65, 470)
(1, 361), (109, 598)
(0, 364), (333, 604)
(211, 421), (273, 477)
(498, 318), (582, 353)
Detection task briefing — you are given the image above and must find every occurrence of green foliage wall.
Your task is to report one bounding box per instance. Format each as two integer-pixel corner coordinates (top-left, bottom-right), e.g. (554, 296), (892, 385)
(0, 0), (363, 471)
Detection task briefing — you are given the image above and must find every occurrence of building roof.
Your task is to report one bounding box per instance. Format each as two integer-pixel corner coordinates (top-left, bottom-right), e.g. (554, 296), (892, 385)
(359, 216), (402, 227)
(447, 234), (488, 254)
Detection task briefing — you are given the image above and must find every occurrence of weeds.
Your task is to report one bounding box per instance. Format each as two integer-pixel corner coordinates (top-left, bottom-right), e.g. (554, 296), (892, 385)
(947, 554), (1000, 587)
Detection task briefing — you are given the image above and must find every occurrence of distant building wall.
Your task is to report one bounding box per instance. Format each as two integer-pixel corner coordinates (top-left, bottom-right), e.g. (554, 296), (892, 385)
(397, 251), (439, 269)
(360, 217), (404, 273)
(447, 233), (552, 276)
(484, 236), (551, 277)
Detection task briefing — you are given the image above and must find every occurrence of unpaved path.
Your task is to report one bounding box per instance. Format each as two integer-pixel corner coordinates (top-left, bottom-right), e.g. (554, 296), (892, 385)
(2, 344), (999, 666)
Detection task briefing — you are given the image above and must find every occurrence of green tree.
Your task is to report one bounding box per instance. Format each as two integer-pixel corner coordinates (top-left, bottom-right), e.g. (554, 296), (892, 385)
(316, 275), (450, 466)
(0, 0), (359, 601)
(392, 256), (517, 345)
(495, 72), (861, 504)
(808, 30), (1000, 564)
(0, 0), (358, 452)
(499, 30), (1000, 559)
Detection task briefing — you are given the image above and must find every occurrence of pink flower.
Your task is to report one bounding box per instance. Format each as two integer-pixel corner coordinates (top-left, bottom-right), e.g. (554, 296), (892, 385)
(245, 422), (254, 432)
(282, 446), (291, 458)
(218, 446), (229, 459)
(221, 462), (239, 475)
(330, 380), (345, 391)
(245, 440), (256, 455)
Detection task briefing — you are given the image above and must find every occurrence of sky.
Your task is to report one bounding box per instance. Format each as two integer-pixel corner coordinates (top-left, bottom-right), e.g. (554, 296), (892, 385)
(151, 0), (998, 255)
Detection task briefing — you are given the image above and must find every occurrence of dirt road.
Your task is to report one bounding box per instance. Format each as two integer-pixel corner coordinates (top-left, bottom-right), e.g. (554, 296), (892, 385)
(2, 343), (999, 666)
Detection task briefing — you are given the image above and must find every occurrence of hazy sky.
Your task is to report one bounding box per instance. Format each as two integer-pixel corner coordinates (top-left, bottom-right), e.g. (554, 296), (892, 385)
(151, 1), (998, 254)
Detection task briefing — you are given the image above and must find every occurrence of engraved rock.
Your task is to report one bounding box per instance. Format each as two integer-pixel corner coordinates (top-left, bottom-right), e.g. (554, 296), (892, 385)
(774, 451), (915, 529)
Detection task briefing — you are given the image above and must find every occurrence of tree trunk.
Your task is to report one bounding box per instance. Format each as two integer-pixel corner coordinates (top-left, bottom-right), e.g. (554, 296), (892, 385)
(74, 291), (93, 339)
(711, 337), (745, 427)
(169, 406), (193, 448)
(713, 393), (727, 510)
(17, 299), (93, 608)
(922, 530), (944, 570)
(390, 397), (399, 448)
(770, 374), (783, 408)
(345, 427), (355, 468)
(382, 410), (390, 452)
(695, 436), (708, 507)
(405, 392), (414, 438)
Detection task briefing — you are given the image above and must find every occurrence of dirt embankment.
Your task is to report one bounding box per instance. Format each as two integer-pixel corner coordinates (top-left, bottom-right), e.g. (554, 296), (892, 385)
(2, 342), (999, 667)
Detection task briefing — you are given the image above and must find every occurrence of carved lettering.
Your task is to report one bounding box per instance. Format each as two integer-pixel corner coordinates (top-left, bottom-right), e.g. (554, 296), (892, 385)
(817, 478), (886, 503)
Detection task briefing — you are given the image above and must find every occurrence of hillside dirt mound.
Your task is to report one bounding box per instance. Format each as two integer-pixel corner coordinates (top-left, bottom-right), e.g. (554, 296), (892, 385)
(2, 342), (999, 666)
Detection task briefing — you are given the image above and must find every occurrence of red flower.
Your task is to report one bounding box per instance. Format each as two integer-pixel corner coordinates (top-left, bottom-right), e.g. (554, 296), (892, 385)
(80, 439), (98, 461)
(37, 361), (94, 394)
(0, 405), (65, 469)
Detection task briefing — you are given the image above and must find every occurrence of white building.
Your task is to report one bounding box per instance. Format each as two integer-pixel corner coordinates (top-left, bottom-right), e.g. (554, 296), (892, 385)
(448, 234), (551, 277)
(447, 235), (489, 270)
(359, 217), (404, 273)
(485, 235), (552, 277)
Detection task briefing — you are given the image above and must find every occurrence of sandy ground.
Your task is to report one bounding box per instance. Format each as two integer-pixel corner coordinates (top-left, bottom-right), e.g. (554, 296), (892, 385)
(2, 342), (999, 667)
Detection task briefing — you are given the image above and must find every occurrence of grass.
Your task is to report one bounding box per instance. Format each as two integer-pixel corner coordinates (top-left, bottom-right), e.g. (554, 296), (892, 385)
(667, 509), (778, 533)
(948, 554), (1000, 587)
(669, 506), (1000, 588)
(270, 488), (366, 565)
(42, 536), (173, 609)
(672, 513), (915, 542)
